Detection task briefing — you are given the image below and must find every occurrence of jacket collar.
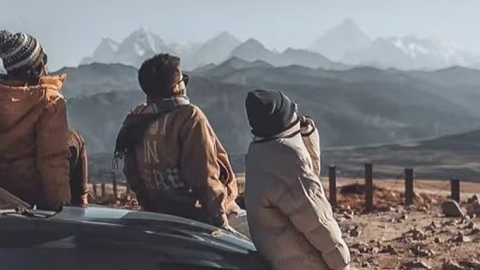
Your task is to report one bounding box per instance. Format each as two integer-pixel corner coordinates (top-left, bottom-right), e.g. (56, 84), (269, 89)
(39, 74), (67, 89)
(253, 119), (301, 143)
(146, 96), (190, 114)
(0, 74), (66, 90)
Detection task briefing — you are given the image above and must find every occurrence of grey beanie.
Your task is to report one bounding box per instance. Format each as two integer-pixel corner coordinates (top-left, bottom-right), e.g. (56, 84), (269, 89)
(0, 30), (46, 72)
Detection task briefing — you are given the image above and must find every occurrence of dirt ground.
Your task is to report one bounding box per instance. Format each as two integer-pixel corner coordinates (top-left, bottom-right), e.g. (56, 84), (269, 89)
(329, 182), (480, 270)
(90, 176), (480, 270)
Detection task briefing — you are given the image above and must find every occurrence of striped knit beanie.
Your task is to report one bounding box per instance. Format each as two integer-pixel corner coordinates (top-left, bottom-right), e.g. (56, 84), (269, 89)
(0, 30), (46, 72)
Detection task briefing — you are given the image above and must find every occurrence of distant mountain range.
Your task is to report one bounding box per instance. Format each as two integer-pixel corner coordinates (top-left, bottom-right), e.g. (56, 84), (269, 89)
(81, 28), (346, 71)
(322, 128), (480, 180)
(81, 19), (480, 71)
(57, 63), (138, 98)
(309, 18), (372, 62)
(342, 35), (479, 70)
(58, 61), (480, 157)
(308, 19), (480, 70)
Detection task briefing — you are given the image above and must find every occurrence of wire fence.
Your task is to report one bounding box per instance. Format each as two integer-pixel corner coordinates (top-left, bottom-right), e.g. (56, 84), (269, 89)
(321, 163), (480, 240)
(89, 162), (479, 218)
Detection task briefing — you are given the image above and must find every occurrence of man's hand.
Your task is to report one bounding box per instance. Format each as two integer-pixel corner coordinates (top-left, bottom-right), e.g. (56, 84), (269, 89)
(222, 224), (248, 239)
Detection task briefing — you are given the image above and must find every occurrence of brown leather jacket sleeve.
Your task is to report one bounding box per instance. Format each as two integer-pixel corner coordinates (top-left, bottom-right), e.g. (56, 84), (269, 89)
(123, 152), (148, 209)
(68, 130), (89, 206)
(123, 150), (150, 207)
(35, 97), (71, 210)
(78, 140), (88, 205)
(180, 109), (229, 227)
(123, 152), (141, 193)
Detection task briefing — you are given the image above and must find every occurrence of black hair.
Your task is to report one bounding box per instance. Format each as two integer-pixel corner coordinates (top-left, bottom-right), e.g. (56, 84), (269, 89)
(5, 53), (47, 85)
(138, 53), (181, 98)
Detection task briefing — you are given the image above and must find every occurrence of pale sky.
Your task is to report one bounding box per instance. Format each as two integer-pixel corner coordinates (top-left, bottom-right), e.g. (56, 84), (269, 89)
(1, 0), (479, 70)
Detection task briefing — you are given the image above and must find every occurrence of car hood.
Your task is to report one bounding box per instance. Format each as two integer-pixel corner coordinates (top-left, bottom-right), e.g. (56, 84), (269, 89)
(52, 206), (255, 253)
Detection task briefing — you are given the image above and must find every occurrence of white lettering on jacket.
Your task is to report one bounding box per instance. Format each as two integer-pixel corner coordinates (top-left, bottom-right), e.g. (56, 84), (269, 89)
(144, 140), (160, 164)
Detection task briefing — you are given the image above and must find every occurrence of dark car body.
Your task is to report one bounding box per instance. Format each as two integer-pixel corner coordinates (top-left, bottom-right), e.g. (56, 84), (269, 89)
(0, 206), (269, 270)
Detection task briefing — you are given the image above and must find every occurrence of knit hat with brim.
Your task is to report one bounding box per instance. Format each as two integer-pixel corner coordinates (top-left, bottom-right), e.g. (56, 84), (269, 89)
(245, 89), (297, 138)
(0, 30), (46, 72)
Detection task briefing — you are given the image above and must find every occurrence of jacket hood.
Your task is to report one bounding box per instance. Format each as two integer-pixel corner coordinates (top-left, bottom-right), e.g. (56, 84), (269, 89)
(252, 120), (301, 143)
(0, 74), (66, 89)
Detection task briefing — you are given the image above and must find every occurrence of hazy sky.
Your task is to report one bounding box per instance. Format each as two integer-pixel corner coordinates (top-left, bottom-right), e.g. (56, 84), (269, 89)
(1, 0), (479, 70)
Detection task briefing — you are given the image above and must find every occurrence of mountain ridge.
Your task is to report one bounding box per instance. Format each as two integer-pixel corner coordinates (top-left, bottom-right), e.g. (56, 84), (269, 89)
(62, 62), (480, 157)
(83, 29), (347, 71)
(82, 21), (480, 71)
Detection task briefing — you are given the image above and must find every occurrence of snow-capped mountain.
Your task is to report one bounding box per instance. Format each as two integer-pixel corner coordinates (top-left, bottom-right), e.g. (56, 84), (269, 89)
(81, 20), (480, 71)
(309, 18), (372, 61)
(116, 28), (171, 65)
(83, 31), (343, 71)
(82, 29), (243, 70)
(309, 18), (480, 70)
(82, 38), (119, 65)
(344, 35), (480, 70)
(81, 28), (176, 68)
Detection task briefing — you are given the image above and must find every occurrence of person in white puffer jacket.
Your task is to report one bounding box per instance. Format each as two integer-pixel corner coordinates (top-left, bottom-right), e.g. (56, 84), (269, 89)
(244, 89), (351, 270)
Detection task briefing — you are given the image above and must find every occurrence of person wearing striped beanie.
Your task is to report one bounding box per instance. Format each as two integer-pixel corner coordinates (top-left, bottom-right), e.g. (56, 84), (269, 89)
(0, 30), (48, 84)
(0, 30), (72, 211)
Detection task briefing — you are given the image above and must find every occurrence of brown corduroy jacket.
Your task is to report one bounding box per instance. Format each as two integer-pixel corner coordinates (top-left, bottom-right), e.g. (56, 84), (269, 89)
(120, 100), (239, 226)
(0, 75), (71, 210)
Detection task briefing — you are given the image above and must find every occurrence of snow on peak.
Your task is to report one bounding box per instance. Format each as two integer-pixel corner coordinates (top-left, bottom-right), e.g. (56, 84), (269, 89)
(121, 28), (167, 56)
(310, 18), (371, 61)
(99, 38), (119, 52)
(344, 34), (479, 69)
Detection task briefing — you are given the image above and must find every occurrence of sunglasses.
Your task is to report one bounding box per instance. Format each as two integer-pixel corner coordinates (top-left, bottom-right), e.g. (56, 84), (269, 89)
(173, 73), (189, 87)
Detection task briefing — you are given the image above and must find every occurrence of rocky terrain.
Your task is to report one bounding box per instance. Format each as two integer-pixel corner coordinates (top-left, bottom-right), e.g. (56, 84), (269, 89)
(87, 176), (480, 270)
(332, 181), (480, 269)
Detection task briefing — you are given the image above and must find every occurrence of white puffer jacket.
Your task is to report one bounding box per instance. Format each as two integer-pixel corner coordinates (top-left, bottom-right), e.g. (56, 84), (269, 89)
(245, 119), (350, 270)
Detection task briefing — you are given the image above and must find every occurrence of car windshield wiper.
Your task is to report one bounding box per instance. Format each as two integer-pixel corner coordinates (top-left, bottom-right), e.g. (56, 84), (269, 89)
(0, 208), (56, 219)
(0, 187), (30, 209)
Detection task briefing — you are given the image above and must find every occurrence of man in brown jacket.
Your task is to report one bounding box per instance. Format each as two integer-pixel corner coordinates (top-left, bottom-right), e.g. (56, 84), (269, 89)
(114, 53), (243, 234)
(0, 30), (70, 211)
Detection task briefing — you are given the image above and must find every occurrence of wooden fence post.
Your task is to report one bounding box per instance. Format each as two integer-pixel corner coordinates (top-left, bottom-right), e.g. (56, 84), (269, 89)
(450, 179), (460, 202)
(365, 163), (373, 212)
(328, 166), (337, 209)
(112, 170), (118, 200)
(92, 184), (98, 198)
(126, 183), (131, 195)
(405, 168), (414, 206)
(101, 182), (106, 198)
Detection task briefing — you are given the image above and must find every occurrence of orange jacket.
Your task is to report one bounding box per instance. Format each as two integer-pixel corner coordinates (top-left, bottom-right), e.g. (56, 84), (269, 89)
(0, 75), (70, 210)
